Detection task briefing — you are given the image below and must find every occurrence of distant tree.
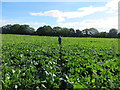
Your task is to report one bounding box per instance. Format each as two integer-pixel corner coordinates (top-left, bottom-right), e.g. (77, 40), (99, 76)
(99, 32), (108, 38)
(36, 27), (43, 35)
(108, 28), (118, 38)
(0, 27), (2, 34)
(82, 28), (99, 37)
(36, 25), (53, 36)
(82, 28), (89, 37)
(1, 24), (35, 35)
(18, 25), (35, 35)
(10, 24), (21, 34)
(29, 27), (35, 35)
(53, 26), (62, 36)
(75, 29), (83, 37)
(42, 25), (53, 36)
(1, 24), (119, 38)
(117, 32), (120, 38)
(61, 28), (70, 36)
(89, 28), (99, 37)
(1, 24), (12, 34)
(69, 28), (75, 37)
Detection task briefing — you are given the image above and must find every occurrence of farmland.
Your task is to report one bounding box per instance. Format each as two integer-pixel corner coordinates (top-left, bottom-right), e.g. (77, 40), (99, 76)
(1, 34), (120, 89)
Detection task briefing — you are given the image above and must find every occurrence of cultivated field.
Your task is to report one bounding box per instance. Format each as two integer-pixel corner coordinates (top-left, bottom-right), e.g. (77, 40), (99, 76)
(1, 34), (120, 89)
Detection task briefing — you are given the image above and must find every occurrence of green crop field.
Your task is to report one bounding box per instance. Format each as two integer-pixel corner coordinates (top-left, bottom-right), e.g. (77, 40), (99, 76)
(1, 34), (120, 89)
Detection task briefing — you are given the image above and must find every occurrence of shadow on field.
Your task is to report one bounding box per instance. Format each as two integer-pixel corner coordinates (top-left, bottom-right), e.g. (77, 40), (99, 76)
(58, 44), (73, 90)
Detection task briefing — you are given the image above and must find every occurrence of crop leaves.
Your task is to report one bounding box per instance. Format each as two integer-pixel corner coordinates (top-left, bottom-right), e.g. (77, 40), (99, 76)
(1, 34), (120, 89)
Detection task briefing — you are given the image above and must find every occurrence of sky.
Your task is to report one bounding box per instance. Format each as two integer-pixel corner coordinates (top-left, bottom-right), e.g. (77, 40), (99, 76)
(1, 0), (119, 32)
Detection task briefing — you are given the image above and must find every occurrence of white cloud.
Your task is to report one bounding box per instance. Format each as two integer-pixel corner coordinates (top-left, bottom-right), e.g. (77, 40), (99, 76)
(30, 0), (118, 23)
(0, 20), (8, 23)
(0, 19), (46, 26)
(1, 0), (118, 32)
(0, 20), (15, 26)
(23, 22), (46, 26)
(78, 6), (107, 15)
(30, 8), (106, 22)
(105, 0), (118, 14)
(58, 16), (118, 32)
(57, 17), (65, 22)
(30, 10), (62, 17)
(30, 9), (103, 23)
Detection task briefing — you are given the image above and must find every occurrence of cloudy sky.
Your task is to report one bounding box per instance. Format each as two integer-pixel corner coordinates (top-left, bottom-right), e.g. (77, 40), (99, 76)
(1, 0), (119, 32)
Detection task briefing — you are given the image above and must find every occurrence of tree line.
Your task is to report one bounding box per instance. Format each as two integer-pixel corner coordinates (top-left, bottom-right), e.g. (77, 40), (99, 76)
(0, 24), (120, 38)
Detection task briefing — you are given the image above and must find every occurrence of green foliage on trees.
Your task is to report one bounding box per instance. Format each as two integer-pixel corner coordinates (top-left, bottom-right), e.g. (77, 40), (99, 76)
(1, 24), (35, 35)
(108, 28), (118, 38)
(1, 24), (119, 38)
